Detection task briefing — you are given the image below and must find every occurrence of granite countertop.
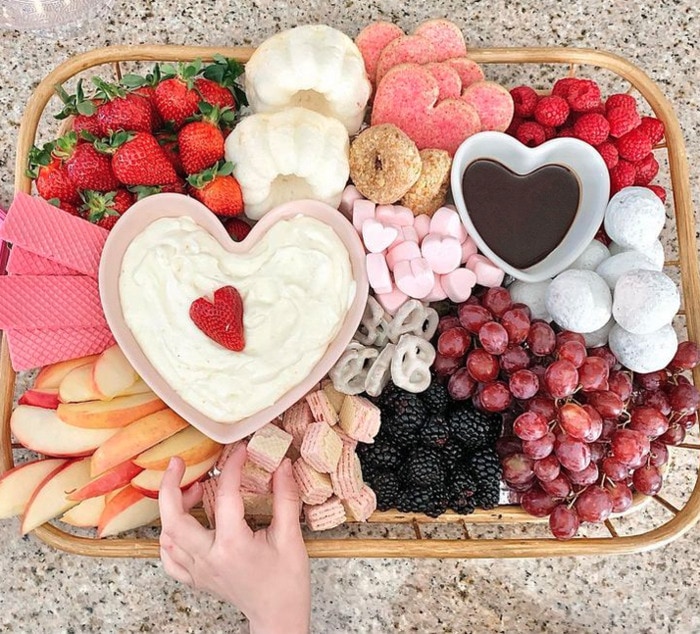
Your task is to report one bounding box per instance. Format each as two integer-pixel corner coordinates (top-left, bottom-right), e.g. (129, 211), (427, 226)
(1, 1), (699, 632)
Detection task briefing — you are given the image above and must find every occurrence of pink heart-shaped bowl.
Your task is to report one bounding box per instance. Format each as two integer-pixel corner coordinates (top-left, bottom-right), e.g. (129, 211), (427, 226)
(99, 193), (368, 443)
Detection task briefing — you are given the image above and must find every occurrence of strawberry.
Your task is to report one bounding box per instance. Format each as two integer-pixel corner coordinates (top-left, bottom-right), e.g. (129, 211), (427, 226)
(189, 285), (245, 351)
(154, 61), (204, 129)
(154, 130), (185, 175)
(223, 217), (252, 242)
(194, 78), (235, 110)
(188, 162), (244, 217)
(54, 79), (105, 138)
(55, 134), (120, 192)
(120, 65), (164, 130)
(178, 104), (232, 174)
(81, 189), (134, 230)
(26, 142), (80, 204)
(101, 131), (179, 186)
(199, 55), (248, 112)
(92, 77), (154, 134)
(47, 198), (82, 217)
(129, 179), (187, 200)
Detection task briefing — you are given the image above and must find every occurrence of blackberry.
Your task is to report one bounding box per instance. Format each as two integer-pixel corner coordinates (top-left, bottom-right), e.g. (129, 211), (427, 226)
(402, 448), (445, 487)
(369, 472), (401, 511)
(420, 414), (450, 449)
(396, 483), (448, 517)
(447, 402), (502, 452)
(357, 438), (405, 473)
(380, 391), (426, 448)
(448, 470), (477, 510)
(468, 447), (502, 510)
(441, 440), (465, 471)
(420, 379), (451, 415)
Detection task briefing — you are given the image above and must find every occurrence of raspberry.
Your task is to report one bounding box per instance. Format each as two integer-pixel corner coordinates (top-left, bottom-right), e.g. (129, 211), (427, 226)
(543, 125), (557, 140)
(573, 113), (610, 146)
(609, 159), (636, 194)
(595, 226), (612, 246)
(646, 184), (667, 203)
(551, 77), (580, 100)
(505, 115), (523, 136)
(633, 152), (660, 186)
(534, 95), (570, 127)
(566, 79), (602, 112)
(605, 93), (638, 113)
(616, 128), (653, 162)
(510, 86), (539, 118)
(596, 141), (619, 169)
(607, 105), (642, 138)
(557, 127), (576, 138)
(515, 121), (547, 147)
(638, 116), (665, 144)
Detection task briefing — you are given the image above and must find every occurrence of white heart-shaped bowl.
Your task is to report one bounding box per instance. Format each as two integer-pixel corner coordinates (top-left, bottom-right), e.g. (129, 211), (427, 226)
(451, 131), (610, 282)
(99, 193), (368, 443)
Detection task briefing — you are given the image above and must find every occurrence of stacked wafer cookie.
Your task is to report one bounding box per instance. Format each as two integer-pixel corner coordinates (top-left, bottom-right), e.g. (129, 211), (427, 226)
(0, 193), (114, 370)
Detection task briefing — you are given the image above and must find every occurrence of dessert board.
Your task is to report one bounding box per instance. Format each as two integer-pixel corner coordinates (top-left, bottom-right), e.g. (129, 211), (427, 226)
(1, 35), (699, 558)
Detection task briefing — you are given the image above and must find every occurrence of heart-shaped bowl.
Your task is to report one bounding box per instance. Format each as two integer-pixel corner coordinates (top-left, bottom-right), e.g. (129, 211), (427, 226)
(99, 193), (368, 443)
(451, 131), (610, 283)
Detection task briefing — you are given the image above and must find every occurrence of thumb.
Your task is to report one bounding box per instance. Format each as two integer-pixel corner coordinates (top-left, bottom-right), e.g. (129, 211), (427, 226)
(269, 458), (303, 542)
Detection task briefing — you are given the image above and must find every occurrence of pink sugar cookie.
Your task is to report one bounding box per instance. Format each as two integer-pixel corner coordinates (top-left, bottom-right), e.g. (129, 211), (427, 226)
(445, 57), (485, 89)
(442, 267), (477, 302)
(362, 218), (399, 253)
(372, 63), (481, 156)
(461, 81), (514, 132)
(366, 252), (393, 294)
(374, 286), (409, 315)
(352, 199), (376, 232)
(466, 253), (505, 287)
(339, 185), (364, 219)
(424, 62), (462, 100)
(375, 35), (440, 85)
(461, 236), (479, 263)
(424, 275), (448, 302)
(394, 257), (435, 299)
(421, 233), (462, 274)
(376, 204), (415, 227)
(429, 206), (463, 238)
(414, 214), (431, 241)
(413, 18), (467, 61)
(386, 240), (421, 270)
(355, 21), (405, 85)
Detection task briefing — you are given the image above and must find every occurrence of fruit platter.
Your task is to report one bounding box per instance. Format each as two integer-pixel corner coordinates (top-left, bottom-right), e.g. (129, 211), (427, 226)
(1, 19), (699, 559)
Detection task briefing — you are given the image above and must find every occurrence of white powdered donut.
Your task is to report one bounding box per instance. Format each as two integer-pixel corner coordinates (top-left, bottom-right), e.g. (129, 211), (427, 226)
(612, 269), (680, 334)
(604, 187), (666, 250)
(545, 270), (612, 333)
(595, 251), (660, 289)
(608, 323), (678, 373)
(508, 279), (552, 322)
(569, 239), (611, 271)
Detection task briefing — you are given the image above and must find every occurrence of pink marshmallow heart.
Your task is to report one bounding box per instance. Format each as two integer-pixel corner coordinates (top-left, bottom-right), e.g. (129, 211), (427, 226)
(376, 205), (415, 227)
(352, 199), (376, 233)
(374, 287), (409, 316)
(461, 236), (478, 263)
(366, 253), (393, 294)
(442, 267), (477, 303)
(424, 275), (448, 302)
(394, 257), (435, 300)
(339, 185), (364, 219)
(386, 241), (421, 270)
(402, 226), (419, 243)
(362, 219), (399, 253)
(466, 254), (505, 288)
(421, 233), (462, 274)
(414, 214), (431, 242)
(429, 207), (463, 239)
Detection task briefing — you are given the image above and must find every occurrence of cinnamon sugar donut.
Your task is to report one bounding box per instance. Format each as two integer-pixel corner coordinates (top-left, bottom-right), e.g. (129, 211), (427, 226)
(400, 148), (452, 216)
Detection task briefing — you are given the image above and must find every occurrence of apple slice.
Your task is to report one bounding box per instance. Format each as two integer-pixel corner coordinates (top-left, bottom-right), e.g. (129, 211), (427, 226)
(59, 363), (105, 403)
(106, 486), (127, 503)
(34, 355), (100, 390)
(68, 461), (143, 502)
(11, 406), (120, 457)
(131, 454), (218, 498)
(0, 459), (67, 518)
(61, 495), (106, 527)
(133, 426), (222, 470)
(97, 485), (160, 538)
(119, 379), (151, 396)
(90, 409), (190, 477)
(92, 345), (139, 399)
(18, 388), (60, 409)
(21, 457), (92, 534)
(56, 392), (166, 429)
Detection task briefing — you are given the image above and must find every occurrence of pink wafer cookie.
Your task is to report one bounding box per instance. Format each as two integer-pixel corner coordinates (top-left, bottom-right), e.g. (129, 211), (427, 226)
(334, 428), (359, 451)
(6, 247), (79, 276)
(0, 193), (108, 278)
(292, 458), (333, 505)
(282, 400), (315, 449)
(0, 275), (107, 329)
(331, 445), (364, 499)
(339, 395), (381, 443)
(304, 496), (347, 531)
(321, 380), (346, 414)
(243, 491), (274, 517)
(300, 422), (343, 473)
(247, 424), (292, 472)
(241, 459), (273, 494)
(343, 484), (377, 522)
(305, 390), (339, 426)
(6, 325), (115, 372)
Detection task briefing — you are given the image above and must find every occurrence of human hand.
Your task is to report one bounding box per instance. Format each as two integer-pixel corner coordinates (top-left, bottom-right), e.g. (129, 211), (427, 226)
(158, 445), (311, 634)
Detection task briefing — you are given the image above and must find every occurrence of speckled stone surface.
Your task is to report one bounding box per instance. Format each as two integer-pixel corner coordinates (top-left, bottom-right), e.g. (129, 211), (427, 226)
(1, 1), (700, 632)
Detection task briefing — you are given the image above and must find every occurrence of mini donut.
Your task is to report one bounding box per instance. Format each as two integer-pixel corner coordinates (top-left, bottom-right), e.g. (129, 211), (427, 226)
(400, 148), (452, 216)
(349, 124), (422, 204)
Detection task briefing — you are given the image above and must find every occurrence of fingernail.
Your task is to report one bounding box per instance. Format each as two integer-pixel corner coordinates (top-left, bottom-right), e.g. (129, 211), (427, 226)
(167, 457), (176, 471)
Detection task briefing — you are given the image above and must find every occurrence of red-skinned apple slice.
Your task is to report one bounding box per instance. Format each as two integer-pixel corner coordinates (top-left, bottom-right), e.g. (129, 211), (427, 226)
(58, 363), (105, 403)
(21, 457), (92, 534)
(11, 406), (119, 457)
(120, 379), (151, 396)
(34, 355), (100, 390)
(68, 461), (144, 502)
(18, 388), (60, 409)
(92, 345), (140, 399)
(133, 426), (222, 470)
(0, 458), (67, 519)
(131, 453), (218, 498)
(56, 392), (166, 429)
(97, 485), (160, 537)
(61, 495), (106, 527)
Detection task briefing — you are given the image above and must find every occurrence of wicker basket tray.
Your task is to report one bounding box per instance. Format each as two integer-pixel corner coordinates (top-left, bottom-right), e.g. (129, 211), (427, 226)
(1, 44), (699, 558)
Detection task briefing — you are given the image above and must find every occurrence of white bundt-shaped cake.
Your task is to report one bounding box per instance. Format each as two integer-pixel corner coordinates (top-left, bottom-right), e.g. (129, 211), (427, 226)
(225, 107), (350, 220)
(245, 24), (372, 134)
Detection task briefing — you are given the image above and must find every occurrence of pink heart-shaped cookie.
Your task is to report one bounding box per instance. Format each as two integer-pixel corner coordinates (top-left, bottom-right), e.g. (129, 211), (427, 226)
(362, 218), (399, 253)
(99, 194), (368, 443)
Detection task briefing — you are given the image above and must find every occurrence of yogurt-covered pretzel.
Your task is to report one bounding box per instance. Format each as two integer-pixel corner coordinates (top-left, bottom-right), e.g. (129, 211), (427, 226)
(330, 345), (379, 395)
(364, 343), (396, 397)
(391, 334), (436, 393)
(355, 296), (386, 346)
(387, 299), (439, 343)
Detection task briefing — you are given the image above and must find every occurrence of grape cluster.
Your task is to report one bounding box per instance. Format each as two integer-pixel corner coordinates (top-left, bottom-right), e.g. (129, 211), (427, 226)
(433, 286), (700, 539)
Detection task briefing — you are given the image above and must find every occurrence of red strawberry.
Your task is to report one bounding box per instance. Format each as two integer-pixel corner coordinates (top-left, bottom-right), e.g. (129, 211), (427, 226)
(120, 65), (164, 130)
(195, 77), (235, 110)
(198, 55), (247, 112)
(64, 142), (120, 192)
(153, 61), (204, 129)
(224, 217), (252, 242)
(177, 105), (230, 174)
(81, 189), (134, 230)
(155, 131), (185, 176)
(47, 198), (82, 217)
(55, 80), (105, 138)
(129, 179), (187, 200)
(188, 162), (244, 217)
(27, 143), (80, 204)
(189, 285), (245, 351)
(92, 78), (154, 134)
(106, 131), (179, 186)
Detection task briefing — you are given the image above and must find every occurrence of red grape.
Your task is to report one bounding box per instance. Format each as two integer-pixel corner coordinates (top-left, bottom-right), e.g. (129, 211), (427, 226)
(636, 370), (668, 391)
(502, 453), (535, 485)
(433, 353), (463, 378)
(496, 435), (523, 458)
(589, 442), (606, 463)
(605, 481), (633, 513)
(482, 286), (512, 317)
(557, 340), (587, 368)
(509, 369), (539, 400)
(567, 461), (599, 486)
(556, 331), (587, 348)
(649, 441), (669, 467)
(501, 307), (531, 344)
(555, 437), (591, 472)
(479, 381), (513, 412)
(527, 396), (557, 422)
(581, 405), (604, 443)
(558, 402), (593, 440)
(611, 429), (650, 466)
(641, 389), (672, 416)
(541, 473), (572, 498)
(602, 457), (629, 482)
(522, 431), (556, 459)
(549, 504), (580, 539)
(466, 349), (500, 382)
(658, 423), (686, 446)
(437, 327), (471, 358)
(575, 486), (613, 523)
(600, 418), (617, 441)
(478, 321), (509, 355)
(521, 486), (559, 517)
(588, 346), (618, 370)
(680, 412), (698, 430)
(500, 345), (531, 374)
(533, 454), (561, 482)
(676, 374), (692, 386)
(632, 464), (663, 496)
(458, 303), (492, 334)
(578, 356), (610, 392)
(669, 341), (700, 371)
(608, 371), (633, 402)
(527, 321), (556, 356)
(587, 390), (624, 418)
(513, 411), (548, 441)
(668, 383), (700, 415)
(447, 368), (477, 400)
(544, 359), (579, 399)
(437, 314), (461, 334)
(629, 407), (669, 438)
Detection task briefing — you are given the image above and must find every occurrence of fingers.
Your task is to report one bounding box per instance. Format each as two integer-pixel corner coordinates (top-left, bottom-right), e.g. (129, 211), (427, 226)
(160, 546), (193, 586)
(182, 481), (204, 512)
(158, 456), (187, 526)
(215, 443), (252, 541)
(269, 458), (303, 543)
